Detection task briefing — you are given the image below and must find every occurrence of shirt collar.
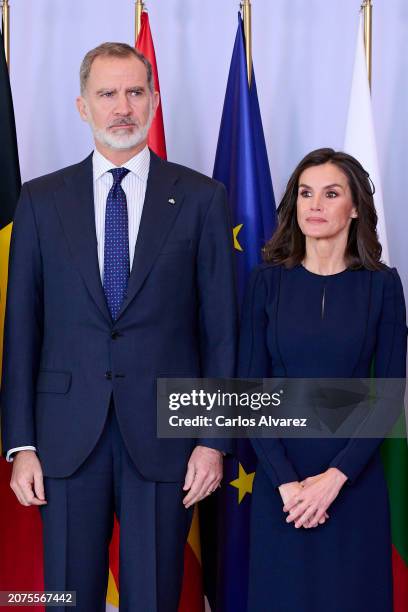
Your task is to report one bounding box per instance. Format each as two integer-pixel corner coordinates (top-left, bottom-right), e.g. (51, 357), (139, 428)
(92, 146), (150, 182)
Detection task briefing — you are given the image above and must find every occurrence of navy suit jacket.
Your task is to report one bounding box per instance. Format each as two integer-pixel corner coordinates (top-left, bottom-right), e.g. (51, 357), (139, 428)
(1, 151), (238, 479)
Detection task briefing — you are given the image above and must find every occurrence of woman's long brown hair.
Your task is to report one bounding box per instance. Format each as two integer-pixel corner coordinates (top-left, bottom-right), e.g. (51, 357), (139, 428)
(263, 148), (384, 270)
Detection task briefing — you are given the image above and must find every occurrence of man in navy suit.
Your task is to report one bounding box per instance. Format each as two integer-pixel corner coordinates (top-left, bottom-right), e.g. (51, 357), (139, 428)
(1, 42), (237, 611)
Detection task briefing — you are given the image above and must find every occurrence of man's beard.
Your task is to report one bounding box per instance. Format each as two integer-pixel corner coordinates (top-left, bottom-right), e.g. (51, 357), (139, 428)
(88, 100), (154, 150)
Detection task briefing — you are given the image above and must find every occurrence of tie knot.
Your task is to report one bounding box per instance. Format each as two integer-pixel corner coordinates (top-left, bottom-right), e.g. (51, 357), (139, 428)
(109, 167), (129, 185)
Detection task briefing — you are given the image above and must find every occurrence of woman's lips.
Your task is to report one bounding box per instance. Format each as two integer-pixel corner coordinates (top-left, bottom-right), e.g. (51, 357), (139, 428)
(306, 217), (327, 223)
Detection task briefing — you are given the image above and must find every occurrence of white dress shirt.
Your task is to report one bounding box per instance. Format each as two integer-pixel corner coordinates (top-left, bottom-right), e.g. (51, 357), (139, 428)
(6, 146), (151, 462)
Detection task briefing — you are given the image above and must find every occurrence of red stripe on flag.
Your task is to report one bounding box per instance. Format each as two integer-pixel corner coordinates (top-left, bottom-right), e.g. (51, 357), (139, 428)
(178, 542), (205, 612)
(136, 12), (167, 160)
(0, 458), (44, 611)
(392, 544), (408, 612)
(108, 515), (120, 590)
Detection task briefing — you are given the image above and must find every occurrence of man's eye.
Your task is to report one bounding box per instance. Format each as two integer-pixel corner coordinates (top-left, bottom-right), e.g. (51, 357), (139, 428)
(326, 191), (338, 198)
(101, 91), (114, 97)
(130, 90), (143, 96)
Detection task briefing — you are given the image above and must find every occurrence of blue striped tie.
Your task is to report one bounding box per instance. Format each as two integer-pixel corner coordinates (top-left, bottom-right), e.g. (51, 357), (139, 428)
(103, 167), (130, 320)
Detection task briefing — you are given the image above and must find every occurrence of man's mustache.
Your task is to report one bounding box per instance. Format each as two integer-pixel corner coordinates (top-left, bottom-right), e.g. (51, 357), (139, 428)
(108, 118), (138, 128)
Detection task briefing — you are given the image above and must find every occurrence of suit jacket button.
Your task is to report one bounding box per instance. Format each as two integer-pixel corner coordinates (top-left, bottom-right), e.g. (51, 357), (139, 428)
(111, 331), (119, 340)
(105, 370), (112, 380)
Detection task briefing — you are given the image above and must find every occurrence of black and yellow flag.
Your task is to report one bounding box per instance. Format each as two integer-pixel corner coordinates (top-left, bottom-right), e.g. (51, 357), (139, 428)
(0, 28), (45, 599)
(0, 26), (21, 378)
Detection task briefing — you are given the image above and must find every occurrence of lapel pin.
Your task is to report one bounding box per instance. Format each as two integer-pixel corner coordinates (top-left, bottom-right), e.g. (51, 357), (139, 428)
(168, 198), (176, 205)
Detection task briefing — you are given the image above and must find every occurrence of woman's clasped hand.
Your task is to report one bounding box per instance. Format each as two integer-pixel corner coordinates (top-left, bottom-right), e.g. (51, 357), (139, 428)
(279, 467), (348, 529)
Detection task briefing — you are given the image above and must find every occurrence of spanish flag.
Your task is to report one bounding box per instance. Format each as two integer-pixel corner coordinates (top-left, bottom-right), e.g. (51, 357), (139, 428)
(137, 11), (167, 160)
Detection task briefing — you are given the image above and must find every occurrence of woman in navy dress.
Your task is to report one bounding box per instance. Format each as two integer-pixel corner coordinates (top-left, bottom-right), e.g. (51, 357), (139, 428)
(239, 148), (407, 612)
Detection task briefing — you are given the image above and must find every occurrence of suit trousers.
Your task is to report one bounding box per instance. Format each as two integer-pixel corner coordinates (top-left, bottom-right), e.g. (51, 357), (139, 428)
(39, 401), (193, 611)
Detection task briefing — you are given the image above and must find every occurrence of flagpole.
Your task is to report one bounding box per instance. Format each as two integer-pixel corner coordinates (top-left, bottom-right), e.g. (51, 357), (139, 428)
(240, 0), (252, 86)
(362, 0), (372, 89)
(2, 0), (10, 68)
(135, 0), (145, 44)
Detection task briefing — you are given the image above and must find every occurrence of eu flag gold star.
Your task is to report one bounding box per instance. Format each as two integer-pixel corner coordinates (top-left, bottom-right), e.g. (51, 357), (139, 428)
(233, 224), (244, 251)
(230, 462), (255, 504)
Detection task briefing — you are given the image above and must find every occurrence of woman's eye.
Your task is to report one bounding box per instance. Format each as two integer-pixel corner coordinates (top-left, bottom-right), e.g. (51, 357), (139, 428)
(300, 190), (311, 198)
(326, 191), (338, 198)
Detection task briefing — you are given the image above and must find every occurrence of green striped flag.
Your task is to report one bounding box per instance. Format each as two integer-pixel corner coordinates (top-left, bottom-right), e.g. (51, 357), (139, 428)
(344, 13), (408, 610)
(382, 435), (408, 610)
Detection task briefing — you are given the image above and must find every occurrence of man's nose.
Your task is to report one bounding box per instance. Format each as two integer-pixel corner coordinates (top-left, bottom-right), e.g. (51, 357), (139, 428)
(114, 93), (132, 115)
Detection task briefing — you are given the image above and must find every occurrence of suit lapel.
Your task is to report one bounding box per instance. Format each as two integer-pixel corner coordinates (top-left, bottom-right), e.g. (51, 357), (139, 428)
(54, 154), (112, 324)
(117, 152), (184, 320)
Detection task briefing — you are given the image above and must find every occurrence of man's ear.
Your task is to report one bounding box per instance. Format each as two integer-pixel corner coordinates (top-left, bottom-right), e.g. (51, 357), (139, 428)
(76, 96), (89, 122)
(152, 91), (160, 116)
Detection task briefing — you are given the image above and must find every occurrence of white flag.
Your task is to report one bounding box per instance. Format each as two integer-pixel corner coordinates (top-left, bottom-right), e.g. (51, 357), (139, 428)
(344, 13), (389, 264)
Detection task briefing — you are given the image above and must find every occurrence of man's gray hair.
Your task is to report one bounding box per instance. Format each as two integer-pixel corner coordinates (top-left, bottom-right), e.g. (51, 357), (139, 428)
(79, 42), (154, 95)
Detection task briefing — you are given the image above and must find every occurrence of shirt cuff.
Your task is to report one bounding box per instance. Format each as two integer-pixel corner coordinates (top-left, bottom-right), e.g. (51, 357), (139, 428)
(6, 446), (37, 462)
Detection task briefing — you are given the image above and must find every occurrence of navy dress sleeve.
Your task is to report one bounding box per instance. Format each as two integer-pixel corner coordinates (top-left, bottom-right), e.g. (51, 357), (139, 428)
(239, 267), (299, 487)
(329, 268), (407, 482)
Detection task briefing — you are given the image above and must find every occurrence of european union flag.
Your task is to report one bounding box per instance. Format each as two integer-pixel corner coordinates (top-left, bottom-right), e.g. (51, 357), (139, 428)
(213, 13), (276, 307)
(213, 13), (277, 612)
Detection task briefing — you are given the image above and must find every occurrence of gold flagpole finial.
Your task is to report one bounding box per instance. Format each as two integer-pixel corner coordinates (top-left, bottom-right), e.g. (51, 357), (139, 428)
(240, 0), (252, 86)
(135, 0), (145, 45)
(361, 0), (373, 89)
(2, 0), (10, 69)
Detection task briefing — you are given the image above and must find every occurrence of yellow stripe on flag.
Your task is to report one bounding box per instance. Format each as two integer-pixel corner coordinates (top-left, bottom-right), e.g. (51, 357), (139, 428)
(187, 505), (202, 563)
(0, 221), (12, 454)
(0, 221), (12, 381)
(106, 568), (119, 608)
